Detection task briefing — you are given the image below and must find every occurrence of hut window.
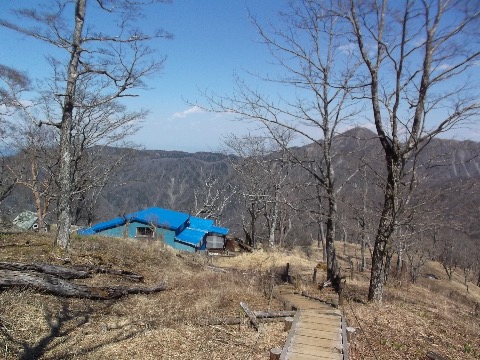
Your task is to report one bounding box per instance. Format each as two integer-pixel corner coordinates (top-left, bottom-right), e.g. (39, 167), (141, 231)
(136, 227), (154, 238)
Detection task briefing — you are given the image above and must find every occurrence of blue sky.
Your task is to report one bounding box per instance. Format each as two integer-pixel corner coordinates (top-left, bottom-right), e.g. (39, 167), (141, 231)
(1, 1), (478, 152)
(0, 1), (289, 152)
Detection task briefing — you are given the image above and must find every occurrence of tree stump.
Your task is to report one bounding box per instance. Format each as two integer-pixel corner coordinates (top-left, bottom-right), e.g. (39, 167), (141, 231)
(346, 327), (356, 342)
(269, 348), (282, 360)
(284, 317), (294, 332)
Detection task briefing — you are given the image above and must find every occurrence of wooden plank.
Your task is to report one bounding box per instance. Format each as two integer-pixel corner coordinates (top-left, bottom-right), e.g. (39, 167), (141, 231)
(297, 321), (342, 336)
(303, 310), (342, 317)
(286, 355), (341, 360)
(254, 310), (297, 318)
(341, 314), (349, 360)
(288, 342), (343, 357)
(275, 286), (346, 360)
(240, 301), (260, 331)
(294, 327), (342, 341)
(296, 317), (341, 328)
(280, 311), (302, 360)
(299, 315), (342, 327)
(291, 300), (332, 309)
(290, 335), (342, 349)
(287, 347), (343, 360)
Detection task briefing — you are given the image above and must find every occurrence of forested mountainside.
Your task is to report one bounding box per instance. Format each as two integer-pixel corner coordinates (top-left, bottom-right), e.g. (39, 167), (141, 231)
(2, 127), (480, 248)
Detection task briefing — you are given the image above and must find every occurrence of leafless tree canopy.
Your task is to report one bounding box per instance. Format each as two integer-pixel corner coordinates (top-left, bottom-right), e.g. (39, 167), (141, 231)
(0, 0), (171, 248)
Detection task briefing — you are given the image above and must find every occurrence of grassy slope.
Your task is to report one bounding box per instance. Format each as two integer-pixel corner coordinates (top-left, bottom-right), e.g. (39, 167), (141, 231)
(0, 233), (479, 359)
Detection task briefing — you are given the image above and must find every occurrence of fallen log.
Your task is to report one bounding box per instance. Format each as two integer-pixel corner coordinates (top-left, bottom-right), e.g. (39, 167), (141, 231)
(237, 240), (253, 253)
(0, 262), (144, 282)
(0, 269), (165, 300)
(0, 262), (90, 279)
(426, 351), (447, 360)
(240, 301), (260, 331)
(71, 264), (144, 282)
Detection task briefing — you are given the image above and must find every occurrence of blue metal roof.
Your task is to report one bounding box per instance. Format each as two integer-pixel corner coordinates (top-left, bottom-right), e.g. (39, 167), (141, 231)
(189, 216), (214, 230)
(125, 207), (189, 231)
(175, 227), (207, 247)
(209, 225), (229, 236)
(77, 207), (230, 249)
(189, 217), (228, 235)
(77, 217), (126, 235)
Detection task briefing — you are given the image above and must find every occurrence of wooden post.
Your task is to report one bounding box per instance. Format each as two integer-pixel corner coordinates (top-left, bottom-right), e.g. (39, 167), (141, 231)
(346, 327), (356, 342)
(285, 262), (290, 283)
(284, 300), (293, 311)
(240, 302), (260, 331)
(284, 317), (294, 332)
(332, 297), (339, 308)
(268, 272), (274, 310)
(349, 257), (354, 280)
(339, 280), (346, 307)
(313, 267), (317, 283)
(269, 348), (282, 360)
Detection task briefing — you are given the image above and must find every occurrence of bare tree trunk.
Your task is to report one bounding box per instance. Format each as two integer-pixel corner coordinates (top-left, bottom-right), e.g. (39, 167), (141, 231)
(56, 0), (86, 249)
(325, 189), (339, 286)
(268, 188), (279, 247)
(360, 167), (368, 272)
(360, 231), (367, 272)
(319, 221), (327, 262)
(384, 248), (393, 284)
(31, 160), (46, 231)
(249, 202), (257, 248)
(368, 171), (396, 301)
(396, 247), (403, 278)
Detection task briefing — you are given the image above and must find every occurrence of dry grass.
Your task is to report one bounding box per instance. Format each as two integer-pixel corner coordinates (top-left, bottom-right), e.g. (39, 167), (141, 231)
(336, 242), (480, 360)
(0, 233), (288, 359)
(1, 234), (479, 359)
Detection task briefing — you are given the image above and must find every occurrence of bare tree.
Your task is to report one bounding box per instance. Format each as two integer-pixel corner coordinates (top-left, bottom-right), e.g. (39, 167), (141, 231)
(201, 0), (362, 285)
(402, 227), (433, 284)
(0, 64), (29, 117)
(343, 0), (480, 301)
(68, 97), (143, 225)
(7, 119), (58, 230)
(223, 132), (302, 248)
(224, 134), (286, 248)
(0, 0), (171, 248)
(0, 64), (30, 204)
(193, 167), (236, 226)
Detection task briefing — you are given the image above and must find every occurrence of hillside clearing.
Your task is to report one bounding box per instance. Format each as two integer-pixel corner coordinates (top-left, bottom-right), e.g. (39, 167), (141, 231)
(0, 233), (479, 359)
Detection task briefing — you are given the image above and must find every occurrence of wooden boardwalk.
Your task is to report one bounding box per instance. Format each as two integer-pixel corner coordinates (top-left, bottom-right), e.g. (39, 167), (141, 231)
(273, 285), (347, 360)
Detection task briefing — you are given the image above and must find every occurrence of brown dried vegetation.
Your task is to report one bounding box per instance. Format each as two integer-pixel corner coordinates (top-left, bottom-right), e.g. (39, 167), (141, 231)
(0, 233), (287, 359)
(0, 234), (479, 359)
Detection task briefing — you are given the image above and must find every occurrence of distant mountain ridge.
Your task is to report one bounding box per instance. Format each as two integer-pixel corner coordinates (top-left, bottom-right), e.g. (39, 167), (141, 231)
(1, 127), (479, 239)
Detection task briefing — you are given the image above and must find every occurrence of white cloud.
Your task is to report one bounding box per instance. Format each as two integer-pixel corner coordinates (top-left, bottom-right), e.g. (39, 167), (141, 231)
(171, 105), (205, 119)
(338, 43), (356, 55)
(436, 63), (451, 71)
